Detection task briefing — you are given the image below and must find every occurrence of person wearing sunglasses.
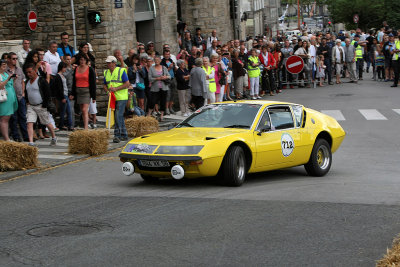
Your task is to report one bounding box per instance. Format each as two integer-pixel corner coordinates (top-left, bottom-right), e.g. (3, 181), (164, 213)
(6, 52), (28, 142)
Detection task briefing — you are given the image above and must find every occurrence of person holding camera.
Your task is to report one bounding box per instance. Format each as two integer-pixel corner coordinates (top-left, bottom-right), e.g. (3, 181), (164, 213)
(0, 59), (18, 141)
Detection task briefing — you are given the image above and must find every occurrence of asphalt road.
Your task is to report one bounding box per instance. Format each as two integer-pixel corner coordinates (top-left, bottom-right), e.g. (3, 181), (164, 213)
(1, 75), (400, 266)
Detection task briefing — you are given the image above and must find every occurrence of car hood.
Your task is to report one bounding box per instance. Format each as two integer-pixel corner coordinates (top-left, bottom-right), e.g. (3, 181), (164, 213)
(127, 127), (248, 146)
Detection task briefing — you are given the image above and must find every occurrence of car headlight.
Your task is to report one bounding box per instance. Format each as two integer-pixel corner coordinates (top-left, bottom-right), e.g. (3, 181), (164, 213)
(123, 144), (157, 154)
(155, 146), (204, 155)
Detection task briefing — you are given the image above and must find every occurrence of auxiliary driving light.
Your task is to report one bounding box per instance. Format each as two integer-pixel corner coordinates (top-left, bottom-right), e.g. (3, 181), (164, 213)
(122, 162), (135, 176)
(171, 165), (184, 180)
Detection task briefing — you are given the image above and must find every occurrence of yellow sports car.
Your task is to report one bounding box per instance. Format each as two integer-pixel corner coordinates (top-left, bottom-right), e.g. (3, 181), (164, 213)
(119, 101), (345, 186)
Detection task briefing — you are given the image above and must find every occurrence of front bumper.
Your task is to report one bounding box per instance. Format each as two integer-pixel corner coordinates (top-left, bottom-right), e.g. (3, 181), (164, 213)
(119, 153), (223, 178)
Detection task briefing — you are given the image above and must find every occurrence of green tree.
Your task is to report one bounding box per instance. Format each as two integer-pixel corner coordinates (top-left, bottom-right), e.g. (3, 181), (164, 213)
(326, 0), (385, 30)
(384, 0), (400, 30)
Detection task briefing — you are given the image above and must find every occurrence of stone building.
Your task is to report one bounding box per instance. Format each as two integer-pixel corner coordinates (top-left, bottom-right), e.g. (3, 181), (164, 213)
(0, 0), (236, 112)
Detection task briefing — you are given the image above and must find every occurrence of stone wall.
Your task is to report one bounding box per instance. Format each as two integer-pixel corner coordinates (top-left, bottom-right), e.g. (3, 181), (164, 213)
(154, 0), (178, 54)
(181, 0), (234, 44)
(0, 0), (136, 113)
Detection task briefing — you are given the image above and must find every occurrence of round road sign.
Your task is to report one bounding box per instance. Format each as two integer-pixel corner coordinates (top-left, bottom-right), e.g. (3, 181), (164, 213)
(28, 11), (38, 31)
(353, 14), (359, 24)
(285, 55), (304, 74)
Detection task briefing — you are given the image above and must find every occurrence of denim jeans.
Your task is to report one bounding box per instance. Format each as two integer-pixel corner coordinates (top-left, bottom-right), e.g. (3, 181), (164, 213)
(59, 95), (72, 128)
(10, 97), (28, 140)
(114, 100), (128, 138)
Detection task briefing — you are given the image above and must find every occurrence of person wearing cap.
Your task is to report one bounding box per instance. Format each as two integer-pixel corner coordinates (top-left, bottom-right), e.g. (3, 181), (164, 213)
(146, 41), (159, 56)
(344, 38), (357, 83)
(390, 34), (400, 87)
(384, 34), (395, 81)
(103, 55), (130, 143)
(332, 39), (345, 84)
(353, 34), (368, 80)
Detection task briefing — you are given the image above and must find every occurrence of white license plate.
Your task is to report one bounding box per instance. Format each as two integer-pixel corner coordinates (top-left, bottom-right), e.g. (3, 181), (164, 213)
(139, 160), (170, 168)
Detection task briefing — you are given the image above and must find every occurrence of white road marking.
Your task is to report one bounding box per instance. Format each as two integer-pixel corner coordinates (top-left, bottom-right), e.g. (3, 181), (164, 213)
(38, 154), (73, 160)
(321, 110), (346, 121)
(359, 109), (387, 120)
(393, 109), (400, 115)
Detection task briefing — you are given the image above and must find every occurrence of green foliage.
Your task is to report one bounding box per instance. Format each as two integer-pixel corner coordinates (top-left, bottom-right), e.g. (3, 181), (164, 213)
(326, 0), (399, 30)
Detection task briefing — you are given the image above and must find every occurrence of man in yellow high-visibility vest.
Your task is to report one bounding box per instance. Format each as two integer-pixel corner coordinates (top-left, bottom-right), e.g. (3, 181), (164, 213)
(353, 34), (368, 80)
(103, 55), (130, 143)
(390, 37), (400, 87)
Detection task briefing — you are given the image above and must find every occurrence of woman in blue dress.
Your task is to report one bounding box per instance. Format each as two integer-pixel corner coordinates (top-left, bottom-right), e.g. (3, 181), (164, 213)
(0, 59), (18, 141)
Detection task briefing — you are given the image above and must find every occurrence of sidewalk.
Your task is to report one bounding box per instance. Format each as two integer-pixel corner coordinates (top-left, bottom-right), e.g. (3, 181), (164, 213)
(0, 114), (185, 182)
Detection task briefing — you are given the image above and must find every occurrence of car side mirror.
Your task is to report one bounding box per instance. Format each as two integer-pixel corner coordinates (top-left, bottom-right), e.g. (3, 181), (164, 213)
(257, 124), (271, 136)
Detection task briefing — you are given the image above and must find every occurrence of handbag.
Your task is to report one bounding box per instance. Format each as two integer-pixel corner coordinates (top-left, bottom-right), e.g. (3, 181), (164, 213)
(136, 82), (145, 90)
(46, 101), (57, 114)
(0, 89), (7, 103)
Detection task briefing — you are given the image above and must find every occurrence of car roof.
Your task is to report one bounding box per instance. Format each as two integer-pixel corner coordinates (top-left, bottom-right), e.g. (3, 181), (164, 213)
(214, 100), (300, 107)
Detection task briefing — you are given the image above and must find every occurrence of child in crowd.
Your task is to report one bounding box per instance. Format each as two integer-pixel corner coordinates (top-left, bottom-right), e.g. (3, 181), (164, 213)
(316, 55), (326, 87)
(375, 49), (385, 81)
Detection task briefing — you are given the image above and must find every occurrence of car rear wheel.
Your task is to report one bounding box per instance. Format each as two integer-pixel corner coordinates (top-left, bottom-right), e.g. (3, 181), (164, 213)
(304, 139), (332, 177)
(140, 174), (159, 183)
(221, 146), (247, 186)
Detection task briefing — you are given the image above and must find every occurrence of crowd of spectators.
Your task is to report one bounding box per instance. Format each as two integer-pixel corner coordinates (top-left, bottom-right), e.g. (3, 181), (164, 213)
(1, 21), (399, 144)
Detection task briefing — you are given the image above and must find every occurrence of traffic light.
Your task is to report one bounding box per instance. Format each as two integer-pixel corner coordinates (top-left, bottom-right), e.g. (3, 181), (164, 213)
(88, 11), (102, 25)
(230, 0), (238, 20)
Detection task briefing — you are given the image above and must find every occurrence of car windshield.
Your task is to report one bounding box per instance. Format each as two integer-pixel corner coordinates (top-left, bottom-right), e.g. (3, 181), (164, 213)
(177, 103), (262, 129)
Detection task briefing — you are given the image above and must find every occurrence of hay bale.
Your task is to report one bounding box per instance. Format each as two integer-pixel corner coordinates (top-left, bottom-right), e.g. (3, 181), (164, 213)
(69, 129), (110, 156)
(0, 141), (38, 171)
(125, 116), (159, 137)
(377, 235), (400, 267)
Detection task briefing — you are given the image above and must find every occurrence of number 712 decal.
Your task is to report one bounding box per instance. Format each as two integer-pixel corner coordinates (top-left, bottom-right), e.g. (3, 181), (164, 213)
(281, 133), (295, 157)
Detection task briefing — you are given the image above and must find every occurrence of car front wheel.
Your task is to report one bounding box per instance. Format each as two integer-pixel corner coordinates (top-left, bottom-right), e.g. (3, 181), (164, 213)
(304, 139), (332, 177)
(221, 146), (247, 186)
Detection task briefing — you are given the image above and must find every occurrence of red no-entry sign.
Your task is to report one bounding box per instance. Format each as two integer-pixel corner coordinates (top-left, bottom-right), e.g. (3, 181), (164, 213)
(353, 14), (359, 24)
(28, 11), (37, 31)
(285, 55), (304, 74)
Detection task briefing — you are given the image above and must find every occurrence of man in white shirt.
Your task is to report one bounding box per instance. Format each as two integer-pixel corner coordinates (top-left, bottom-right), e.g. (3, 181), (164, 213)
(43, 40), (61, 76)
(206, 30), (219, 49)
(17, 39), (31, 67)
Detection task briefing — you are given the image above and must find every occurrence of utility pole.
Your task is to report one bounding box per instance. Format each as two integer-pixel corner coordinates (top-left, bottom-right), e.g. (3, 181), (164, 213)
(297, 0), (301, 30)
(252, 0), (256, 36)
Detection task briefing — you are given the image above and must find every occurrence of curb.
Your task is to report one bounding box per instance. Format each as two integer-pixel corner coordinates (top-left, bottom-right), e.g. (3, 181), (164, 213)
(0, 123), (180, 183)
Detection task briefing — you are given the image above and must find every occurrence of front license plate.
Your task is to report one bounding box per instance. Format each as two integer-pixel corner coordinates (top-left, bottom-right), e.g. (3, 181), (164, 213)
(139, 160), (170, 168)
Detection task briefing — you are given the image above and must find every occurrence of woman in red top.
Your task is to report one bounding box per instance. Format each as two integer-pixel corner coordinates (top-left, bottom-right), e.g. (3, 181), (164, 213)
(71, 53), (96, 129)
(273, 43), (283, 92)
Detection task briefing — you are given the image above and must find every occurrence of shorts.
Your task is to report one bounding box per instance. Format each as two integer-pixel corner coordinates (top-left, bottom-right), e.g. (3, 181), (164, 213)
(166, 78), (177, 102)
(27, 104), (50, 125)
(134, 87), (145, 99)
(385, 58), (392, 68)
(89, 99), (97, 114)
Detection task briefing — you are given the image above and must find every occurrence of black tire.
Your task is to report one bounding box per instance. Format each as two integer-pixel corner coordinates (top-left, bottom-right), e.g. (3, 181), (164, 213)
(221, 146), (247, 186)
(140, 174), (159, 183)
(304, 139), (332, 177)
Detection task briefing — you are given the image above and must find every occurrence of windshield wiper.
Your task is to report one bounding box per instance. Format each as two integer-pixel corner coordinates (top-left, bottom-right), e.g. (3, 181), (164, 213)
(177, 122), (193, 128)
(224, 124), (250, 129)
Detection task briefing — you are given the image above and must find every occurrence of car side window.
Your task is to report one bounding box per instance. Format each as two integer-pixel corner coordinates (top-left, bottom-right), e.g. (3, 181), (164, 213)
(268, 106), (295, 130)
(291, 105), (303, 128)
(256, 109), (273, 131)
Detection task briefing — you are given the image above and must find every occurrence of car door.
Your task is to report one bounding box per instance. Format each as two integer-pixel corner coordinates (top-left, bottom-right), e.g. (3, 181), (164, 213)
(253, 105), (301, 169)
